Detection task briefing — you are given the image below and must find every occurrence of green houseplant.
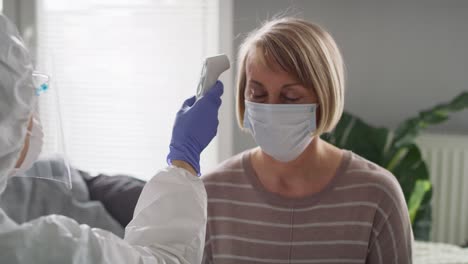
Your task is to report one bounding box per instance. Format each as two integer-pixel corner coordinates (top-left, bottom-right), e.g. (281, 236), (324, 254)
(322, 91), (468, 240)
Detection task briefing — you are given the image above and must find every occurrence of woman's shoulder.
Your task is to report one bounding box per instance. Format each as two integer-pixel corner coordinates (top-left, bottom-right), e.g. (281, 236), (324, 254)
(343, 151), (399, 184)
(201, 150), (250, 183)
(338, 151), (406, 206)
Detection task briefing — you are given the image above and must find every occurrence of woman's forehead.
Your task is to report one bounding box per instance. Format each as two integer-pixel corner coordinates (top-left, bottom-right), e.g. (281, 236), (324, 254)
(245, 51), (317, 98)
(246, 54), (298, 85)
(247, 48), (282, 70)
(246, 48), (282, 73)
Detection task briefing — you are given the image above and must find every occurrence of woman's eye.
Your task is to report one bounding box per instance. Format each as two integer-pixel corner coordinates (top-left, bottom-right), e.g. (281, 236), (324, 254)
(283, 95), (300, 102)
(248, 89), (266, 99)
(252, 93), (266, 99)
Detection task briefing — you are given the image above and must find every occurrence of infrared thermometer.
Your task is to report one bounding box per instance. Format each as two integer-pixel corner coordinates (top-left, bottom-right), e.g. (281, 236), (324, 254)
(196, 54), (230, 99)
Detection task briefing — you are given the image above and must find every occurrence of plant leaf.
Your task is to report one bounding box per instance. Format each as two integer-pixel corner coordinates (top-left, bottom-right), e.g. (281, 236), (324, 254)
(393, 91), (468, 148)
(408, 180), (432, 223)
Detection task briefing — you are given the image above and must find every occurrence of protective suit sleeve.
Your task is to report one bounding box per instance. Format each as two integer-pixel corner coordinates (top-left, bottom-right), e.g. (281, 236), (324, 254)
(0, 166), (207, 264)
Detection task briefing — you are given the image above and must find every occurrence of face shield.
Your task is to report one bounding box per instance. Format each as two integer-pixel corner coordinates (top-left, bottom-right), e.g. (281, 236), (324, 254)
(10, 72), (72, 189)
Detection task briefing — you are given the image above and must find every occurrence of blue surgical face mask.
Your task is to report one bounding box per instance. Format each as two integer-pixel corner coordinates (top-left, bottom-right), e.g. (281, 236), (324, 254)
(243, 100), (317, 162)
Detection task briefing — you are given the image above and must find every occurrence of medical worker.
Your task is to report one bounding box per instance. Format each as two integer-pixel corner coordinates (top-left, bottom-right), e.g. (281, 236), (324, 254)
(0, 13), (223, 263)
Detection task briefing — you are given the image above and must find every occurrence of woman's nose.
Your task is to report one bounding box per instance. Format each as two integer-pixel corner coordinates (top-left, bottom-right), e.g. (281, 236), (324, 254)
(265, 95), (282, 104)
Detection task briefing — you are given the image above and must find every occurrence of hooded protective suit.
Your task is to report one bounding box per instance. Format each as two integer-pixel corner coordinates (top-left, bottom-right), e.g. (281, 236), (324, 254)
(0, 14), (213, 263)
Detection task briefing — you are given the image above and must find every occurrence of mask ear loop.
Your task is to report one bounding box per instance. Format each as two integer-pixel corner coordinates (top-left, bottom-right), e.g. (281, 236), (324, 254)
(312, 104), (320, 130)
(16, 72), (40, 171)
(14, 116), (33, 171)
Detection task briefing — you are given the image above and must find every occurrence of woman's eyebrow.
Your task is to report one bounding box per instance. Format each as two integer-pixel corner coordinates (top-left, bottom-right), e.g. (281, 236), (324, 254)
(282, 83), (302, 89)
(249, 79), (264, 87)
(250, 80), (302, 89)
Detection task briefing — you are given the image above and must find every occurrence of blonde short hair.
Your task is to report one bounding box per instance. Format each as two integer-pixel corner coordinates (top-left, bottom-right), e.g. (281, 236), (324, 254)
(237, 17), (345, 136)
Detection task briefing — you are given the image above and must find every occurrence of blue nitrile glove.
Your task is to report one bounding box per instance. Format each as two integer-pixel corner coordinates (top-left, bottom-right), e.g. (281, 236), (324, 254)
(167, 81), (224, 175)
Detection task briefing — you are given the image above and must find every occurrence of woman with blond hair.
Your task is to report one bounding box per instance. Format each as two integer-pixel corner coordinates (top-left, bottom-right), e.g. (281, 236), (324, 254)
(202, 17), (412, 264)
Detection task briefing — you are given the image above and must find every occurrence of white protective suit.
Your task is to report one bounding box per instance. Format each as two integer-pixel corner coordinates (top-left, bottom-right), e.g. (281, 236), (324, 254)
(0, 14), (207, 263)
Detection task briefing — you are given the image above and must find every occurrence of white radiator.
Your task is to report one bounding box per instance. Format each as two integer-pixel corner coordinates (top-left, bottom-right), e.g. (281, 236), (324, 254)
(416, 133), (468, 245)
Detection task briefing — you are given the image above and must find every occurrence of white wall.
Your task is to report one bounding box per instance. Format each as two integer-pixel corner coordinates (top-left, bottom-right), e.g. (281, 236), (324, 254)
(230, 0), (468, 155)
